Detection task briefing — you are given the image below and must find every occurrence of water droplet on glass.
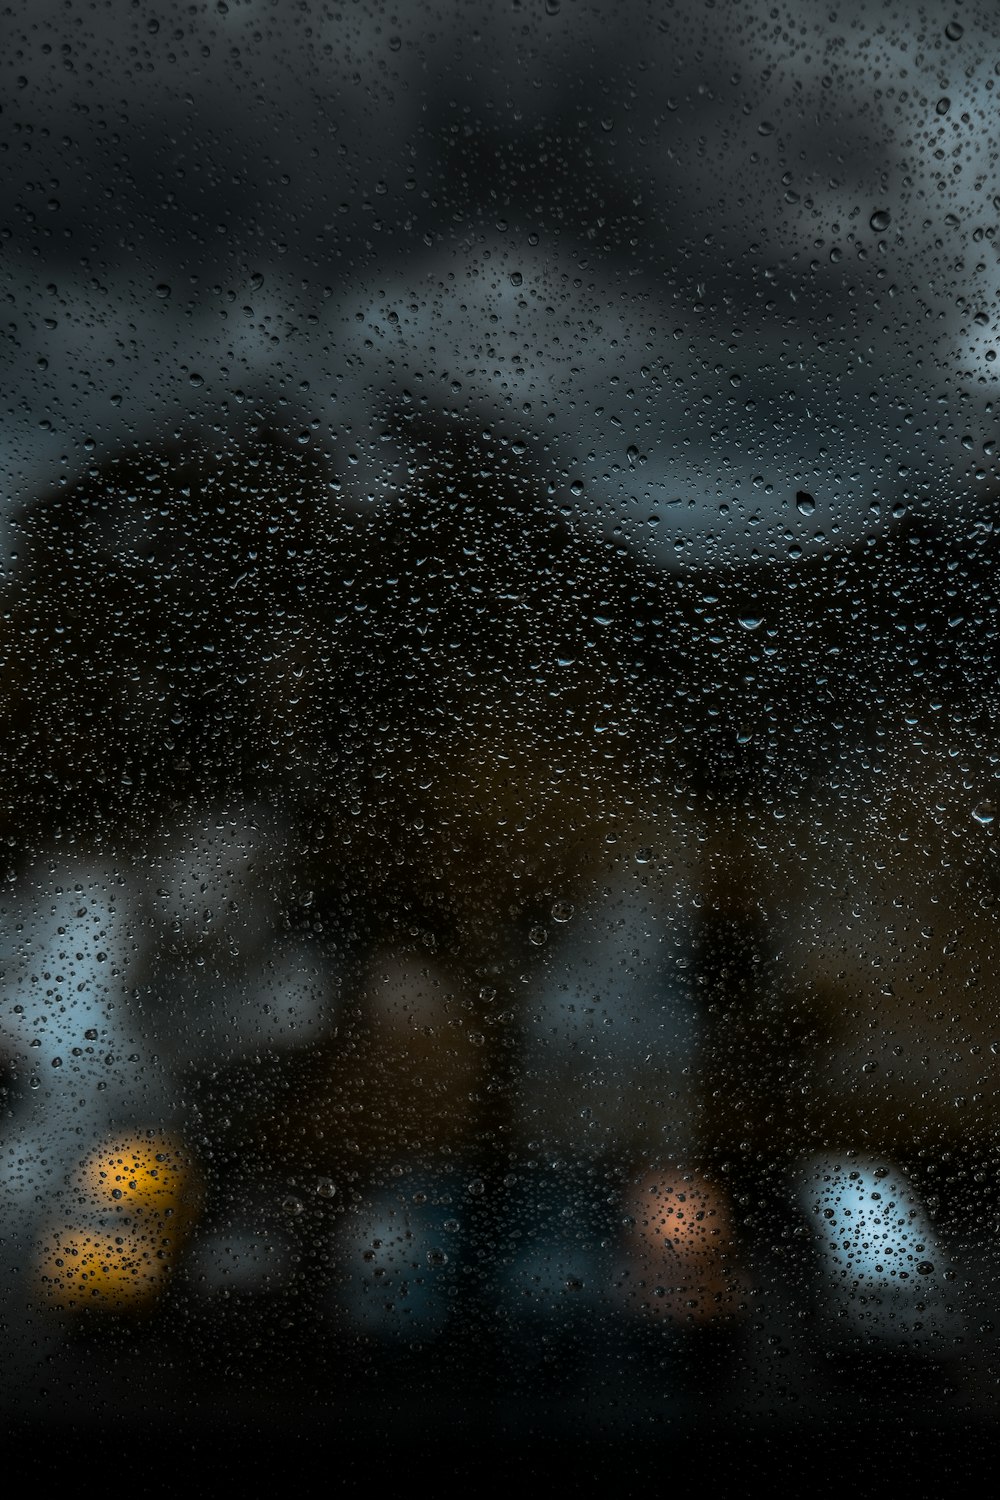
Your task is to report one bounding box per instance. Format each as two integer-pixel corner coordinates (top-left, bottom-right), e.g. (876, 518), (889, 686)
(551, 899), (574, 923)
(738, 616), (764, 632)
(795, 489), (816, 515)
(528, 925), (548, 946)
(972, 800), (995, 826)
(945, 20), (964, 40)
(869, 209), (891, 233)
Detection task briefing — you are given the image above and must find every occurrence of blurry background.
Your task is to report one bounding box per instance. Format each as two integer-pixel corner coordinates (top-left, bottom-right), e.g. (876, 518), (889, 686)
(1, 0), (1000, 1469)
(4, 0), (999, 558)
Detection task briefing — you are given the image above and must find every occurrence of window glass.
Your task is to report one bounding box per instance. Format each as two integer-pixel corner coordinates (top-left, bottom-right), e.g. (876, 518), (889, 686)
(1, 0), (996, 1479)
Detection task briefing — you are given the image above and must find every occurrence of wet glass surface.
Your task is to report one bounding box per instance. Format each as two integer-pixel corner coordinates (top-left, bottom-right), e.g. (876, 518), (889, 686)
(1, 0), (999, 1481)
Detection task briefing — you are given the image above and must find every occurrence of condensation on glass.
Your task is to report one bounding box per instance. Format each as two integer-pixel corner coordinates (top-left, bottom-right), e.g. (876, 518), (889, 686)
(0, 0), (996, 1465)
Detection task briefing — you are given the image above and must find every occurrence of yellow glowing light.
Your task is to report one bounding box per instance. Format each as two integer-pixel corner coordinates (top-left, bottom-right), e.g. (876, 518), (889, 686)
(35, 1132), (201, 1313)
(36, 1225), (179, 1311)
(76, 1133), (198, 1219)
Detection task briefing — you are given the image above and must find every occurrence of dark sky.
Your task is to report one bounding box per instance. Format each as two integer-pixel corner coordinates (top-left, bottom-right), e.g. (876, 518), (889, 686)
(1, 0), (997, 565)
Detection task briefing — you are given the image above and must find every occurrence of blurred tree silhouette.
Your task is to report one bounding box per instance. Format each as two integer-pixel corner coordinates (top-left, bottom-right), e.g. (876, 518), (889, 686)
(1, 423), (998, 1188)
